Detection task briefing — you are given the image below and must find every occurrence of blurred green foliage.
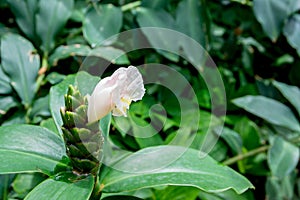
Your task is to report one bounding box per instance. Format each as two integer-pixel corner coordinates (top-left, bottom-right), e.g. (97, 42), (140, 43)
(0, 0), (300, 199)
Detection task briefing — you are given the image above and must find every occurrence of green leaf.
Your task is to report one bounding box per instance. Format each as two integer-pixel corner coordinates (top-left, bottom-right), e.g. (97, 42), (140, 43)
(199, 189), (255, 200)
(12, 173), (45, 198)
(273, 80), (300, 116)
(175, 0), (210, 68)
(234, 117), (260, 150)
(102, 195), (143, 200)
(136, 8), (179, 62)
(25, 174), (94, 200)
(1, 34), (40, 107)
(6, 0), (38, 40)
(1, 109), (26, 126)
(176, 0), (208, 47)
(28, 95), (50, 124)
(0, 124), (68, 174)
(268, 136), (299, 179)
(153, 186), (200, 200)
(253, 0), (300, 41)
(101, 146), (254, 194)
(129, 113), (163, 148)
(89, 47), (130, 65)
(100, 113), (111, 138)
(215, 127), (242, 155)
(232, 95), (300, 132)
(83, 4), (122, 47)
(141, 0), (169, 9)
(36, 0), (74, 52)
(40, 118), (59, 135)
(49, 44), (91, 66)
(0, 96), (18, 116)
(0, 175), (15, 200)
(45, 72), (66, 85)
(0, 64), (12, 94)
(284, 14), (300, 56)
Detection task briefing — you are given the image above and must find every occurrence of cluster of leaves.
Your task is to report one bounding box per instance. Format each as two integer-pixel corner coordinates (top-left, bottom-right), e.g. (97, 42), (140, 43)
(0, 0), (300, 199)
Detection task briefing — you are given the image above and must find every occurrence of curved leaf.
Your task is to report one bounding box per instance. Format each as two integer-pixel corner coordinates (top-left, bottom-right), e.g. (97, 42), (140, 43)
(0, 96), (18, 116)
(283, 14), (300, 56)
(36, 0), (74, 52)
(6, 0), (38, 40)
(1, 34), (40, 107)
(232, 95), (300, 132)
(101, 146), (254, 194)
(49, 44), (91, 66)
(253, 0), (300, 41)
(89, 47), (130, 64)
(268, 136), (299, 179)
(136, 8), (179, 62)
(25, 174), (94, 200)
(83, 4), (122, 47)
(0, 64), (12, 94)
(0, 124), (68, 174)
(273, 80), (300, 116)
(176, 0), (208, 47)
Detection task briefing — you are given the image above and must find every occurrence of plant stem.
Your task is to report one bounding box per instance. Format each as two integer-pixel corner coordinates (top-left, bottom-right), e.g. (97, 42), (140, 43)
(222, 145), (270, 166)
(121, 1), (141, 12)
(90, 176), (103, 200)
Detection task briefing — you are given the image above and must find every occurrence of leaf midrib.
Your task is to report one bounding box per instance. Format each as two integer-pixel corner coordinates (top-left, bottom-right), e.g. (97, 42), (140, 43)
(0, 148), (68, 171)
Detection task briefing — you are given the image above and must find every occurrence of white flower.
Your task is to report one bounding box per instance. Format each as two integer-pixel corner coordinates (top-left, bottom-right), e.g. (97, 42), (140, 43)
(87, 66), (145, 123)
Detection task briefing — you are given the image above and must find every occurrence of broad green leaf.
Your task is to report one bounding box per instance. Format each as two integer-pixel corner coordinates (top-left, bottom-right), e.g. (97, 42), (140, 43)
(215, 127), (242, 155)
(0, 124), (68, 174)
(0, 22), (17, 36)
(266, 176), (283, 200)
(268, 136), (299, 179)
(100, 113), (111, 138)
(36, 0), (74, 52)
(0, 64), (12, 94)
(25, 174), (94, 200)
(83, 4), (122, 47)
(1, 34), (40, 107)
(253, 0), (300, 41)
(176, 0), (208, 47)
(273, 80), (300, 116)
(128, 112), (163, 148)
(199, 189), (255, 200)
(234, 117), (260, 150)
(153, 186), (200, 200)
(102, 195), (143, 200)
(284, 14), (300, 56)
(0, 96), (18, 116)
(40, 118), (59, 135)
(6, 0), (38, 40)
(89, 47), (130, 65)
(1, 110), (26, 126)
(101, 146), (254, 194)
(49, 71), (99, 134)
(49, 44), (91, 66)
(175, 0), (210, 68)
(136, 8), (179, 62)
(141, 0), (169, 9)
(232, 95), (300, 132)
(12, 173), (45, 198)
(45, 72), (66, 85)
(28, 95), (50, 124)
